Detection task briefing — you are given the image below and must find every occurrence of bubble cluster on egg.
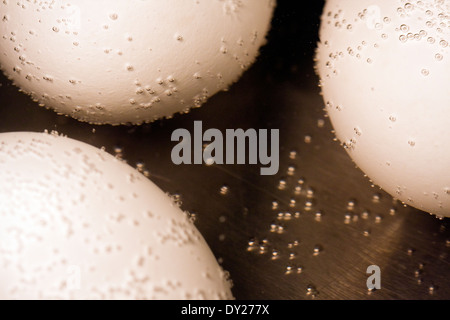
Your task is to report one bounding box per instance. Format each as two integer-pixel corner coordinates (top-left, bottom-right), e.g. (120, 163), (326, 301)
(0, 0), (275, 125)
(315, 0), (450, 217)
(0, 131), (233, 299)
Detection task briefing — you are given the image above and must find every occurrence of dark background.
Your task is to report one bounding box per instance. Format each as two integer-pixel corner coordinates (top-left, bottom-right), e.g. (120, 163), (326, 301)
(1, 1), (449, 300)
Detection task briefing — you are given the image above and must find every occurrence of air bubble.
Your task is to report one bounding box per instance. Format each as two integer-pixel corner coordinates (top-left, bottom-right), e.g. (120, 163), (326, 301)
(306, 284), (318, 296)
(287, 240), (300, 249)
(287, 166), (296, 176)
(136, 161), (145, 172)
(278, 180), (287, 190)
(404, 3), (413, 11)
(285, 265), (294, 274)
(362, 210), (370, 219)
(347, 199), (356, 210)
(304, 135), (312, 144)
(313, 245), (322, 256)
(306, 188), (315, 199)
(276, 225), (285, 234)
(272, 201), (279, 210)
(304, 200), (314, 211)
(219, 185), (229, 195)
(400, 24), (409, 32)
(258, 244), (268, 255)
(429, 285), (436, 295)
(315, 211), (323, 222)
(271, 250), (280, 260)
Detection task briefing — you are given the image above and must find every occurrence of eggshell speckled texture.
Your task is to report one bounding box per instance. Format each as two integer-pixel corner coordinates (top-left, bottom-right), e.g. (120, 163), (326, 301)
(0, 131), (233, 299)
(316, 0), (450, 217)
(0, 0), (275, 125)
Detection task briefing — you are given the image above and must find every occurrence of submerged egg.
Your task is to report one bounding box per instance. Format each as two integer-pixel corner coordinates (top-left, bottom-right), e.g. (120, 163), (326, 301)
(0, 131), (233, 299)
(0, 0), (275, 125)
(316, 0), (450, 216)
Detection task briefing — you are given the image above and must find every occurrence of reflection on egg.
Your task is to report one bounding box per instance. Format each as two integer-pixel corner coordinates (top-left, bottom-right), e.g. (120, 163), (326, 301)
(0, 132), (233, 299)
(316, 0), (450, 217)
(0, 0), (275, 125)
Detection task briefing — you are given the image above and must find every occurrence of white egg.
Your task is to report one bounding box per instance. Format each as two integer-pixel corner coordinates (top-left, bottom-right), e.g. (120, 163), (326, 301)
(0, 0), (275, 125)
(316, 0), (450, 217)
(0, 131), (233, 299)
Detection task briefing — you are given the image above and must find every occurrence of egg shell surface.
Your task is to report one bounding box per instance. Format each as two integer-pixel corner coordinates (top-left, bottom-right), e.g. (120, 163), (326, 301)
(316, 0), (450, 217)
(0, 0), (275, 124)
(0, 131), (233, 299)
